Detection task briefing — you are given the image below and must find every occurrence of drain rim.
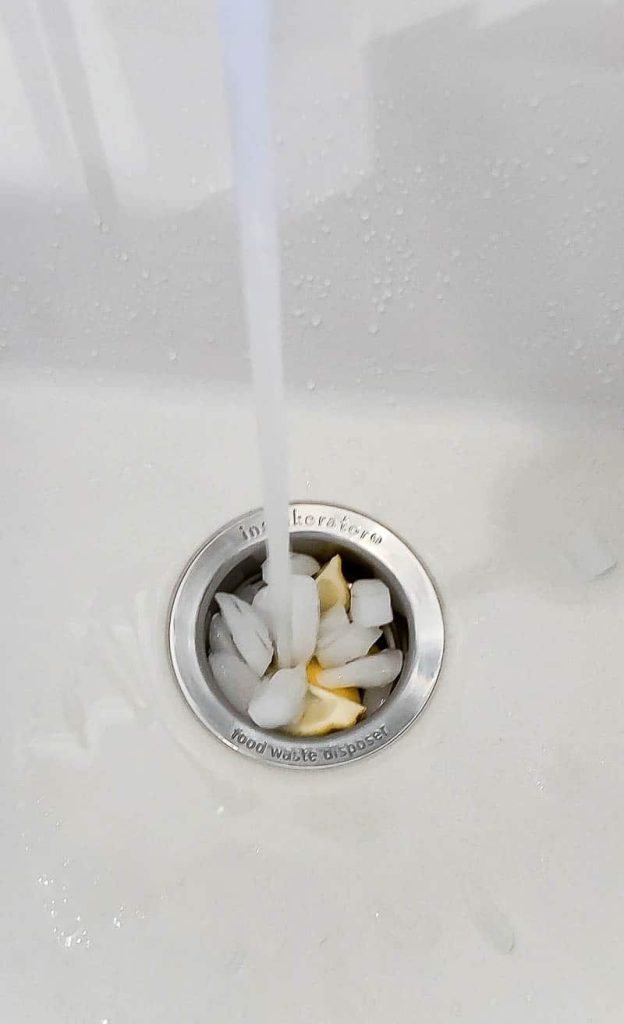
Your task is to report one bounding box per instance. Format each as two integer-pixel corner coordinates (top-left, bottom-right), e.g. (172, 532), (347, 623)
(168, 502), (444, 769)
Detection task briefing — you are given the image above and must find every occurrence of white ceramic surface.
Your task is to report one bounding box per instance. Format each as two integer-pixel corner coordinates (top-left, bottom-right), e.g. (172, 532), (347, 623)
(2, 2), (624, 1022)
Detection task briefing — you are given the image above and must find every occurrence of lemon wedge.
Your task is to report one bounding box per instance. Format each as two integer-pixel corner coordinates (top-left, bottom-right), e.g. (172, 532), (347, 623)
(306, 657), (360, 702)
(316, 554), (350, 613)
(285, 684), (365, 737)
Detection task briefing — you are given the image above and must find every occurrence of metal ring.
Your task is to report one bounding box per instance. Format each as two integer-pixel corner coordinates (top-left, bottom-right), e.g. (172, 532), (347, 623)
(168, 502), (444, 769)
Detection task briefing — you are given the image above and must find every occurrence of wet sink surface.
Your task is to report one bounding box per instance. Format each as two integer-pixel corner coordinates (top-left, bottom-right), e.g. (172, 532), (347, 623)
(2, 374), (624, 1023)
(2, 0), (624, 1019)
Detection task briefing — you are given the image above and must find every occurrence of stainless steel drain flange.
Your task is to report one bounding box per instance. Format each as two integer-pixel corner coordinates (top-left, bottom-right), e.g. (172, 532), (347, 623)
(168, 502), (444, 769)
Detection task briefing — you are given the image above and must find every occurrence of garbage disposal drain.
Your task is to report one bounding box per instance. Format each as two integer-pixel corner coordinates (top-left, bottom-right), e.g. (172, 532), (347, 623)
(168, 502), (444, 769)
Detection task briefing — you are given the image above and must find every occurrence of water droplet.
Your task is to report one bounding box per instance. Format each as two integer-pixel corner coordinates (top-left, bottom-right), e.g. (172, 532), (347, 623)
(573, 152), (589, 167)
(141, 269), (150, 280)
(529, 96), (541, 109)
(306, 379), (316, 391)
(168, 350), (177, 362)
(368, 323), (379, 335)
(395, 207), (404, 216)
(360, 211), (370, 222)
(310, 315), (322, 328)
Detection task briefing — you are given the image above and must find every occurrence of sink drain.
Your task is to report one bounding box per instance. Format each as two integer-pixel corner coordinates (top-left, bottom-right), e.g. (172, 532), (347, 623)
(168, 503), (444, 769)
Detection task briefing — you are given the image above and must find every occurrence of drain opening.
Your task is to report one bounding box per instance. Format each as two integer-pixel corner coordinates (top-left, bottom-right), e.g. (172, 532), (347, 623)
(169, 503), (444, 769)
(202, 539), (409, 727)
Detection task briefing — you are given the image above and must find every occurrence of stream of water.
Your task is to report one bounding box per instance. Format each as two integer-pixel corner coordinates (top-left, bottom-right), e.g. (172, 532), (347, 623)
(219, 0), (292, 667)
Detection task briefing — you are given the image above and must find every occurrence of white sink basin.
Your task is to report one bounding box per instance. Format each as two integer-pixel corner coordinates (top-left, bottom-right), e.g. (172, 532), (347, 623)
(2, 2), (624, 1021)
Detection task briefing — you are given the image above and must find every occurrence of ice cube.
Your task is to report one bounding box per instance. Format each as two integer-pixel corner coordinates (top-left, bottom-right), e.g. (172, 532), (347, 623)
(209, 652), (261, 714)
(248, 665), (308, 729)
(317, 604), (349, 645)
(350, 578), (393, 627)
(317, 649), (403, 689)
(208, 613), (238, 656)
(252, 586), (273, 635)
(215, 592), (273, 676)
(316, 623), (381, 668)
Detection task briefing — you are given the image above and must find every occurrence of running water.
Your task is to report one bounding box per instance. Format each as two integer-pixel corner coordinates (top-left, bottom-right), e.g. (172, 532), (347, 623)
(219, 0), (292, 666)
